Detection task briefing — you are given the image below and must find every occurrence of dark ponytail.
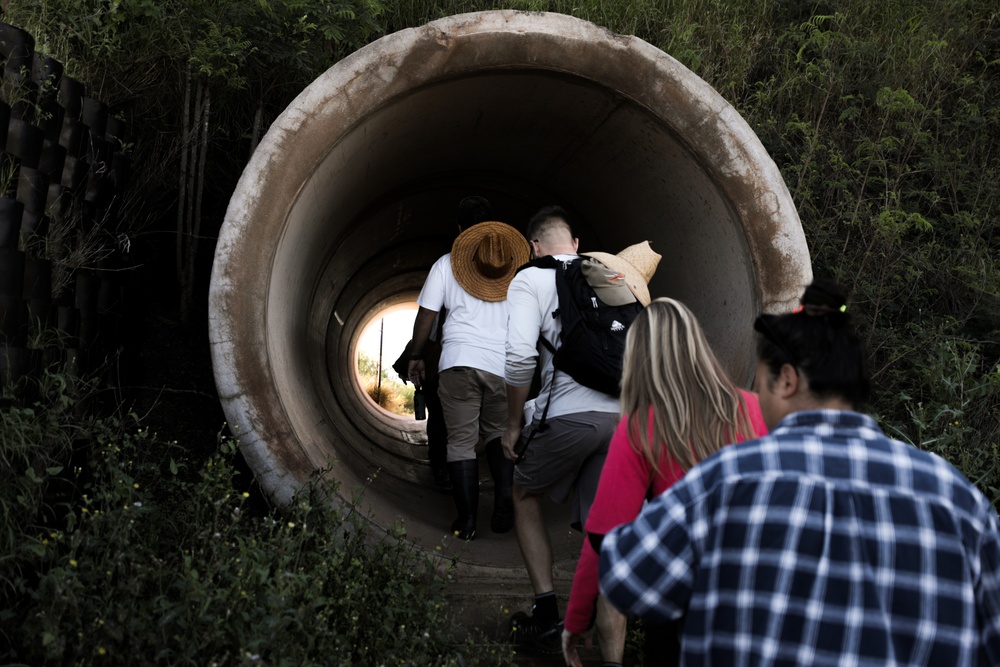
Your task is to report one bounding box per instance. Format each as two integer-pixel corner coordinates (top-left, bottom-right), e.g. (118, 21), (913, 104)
(754, 279), (870, 407)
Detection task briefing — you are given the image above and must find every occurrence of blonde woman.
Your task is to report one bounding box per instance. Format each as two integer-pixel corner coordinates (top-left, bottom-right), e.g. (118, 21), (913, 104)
(562, 298), (768, 667)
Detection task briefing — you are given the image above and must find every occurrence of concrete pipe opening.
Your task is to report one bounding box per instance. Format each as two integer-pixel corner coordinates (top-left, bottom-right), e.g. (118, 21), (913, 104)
(209, 10), (810, 585)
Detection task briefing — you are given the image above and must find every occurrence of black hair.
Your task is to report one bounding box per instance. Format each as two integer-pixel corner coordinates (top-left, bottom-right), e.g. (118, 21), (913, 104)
(754, 278), (870, 407)
(457, 196), (494, 228)
(526, 205), (574, 241)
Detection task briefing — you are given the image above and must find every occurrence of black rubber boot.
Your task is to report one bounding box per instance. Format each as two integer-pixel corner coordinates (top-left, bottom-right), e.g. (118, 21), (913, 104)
(485, 438), (515, 533)
(425, 380), (452, 493)
(447, 459), (479, 540)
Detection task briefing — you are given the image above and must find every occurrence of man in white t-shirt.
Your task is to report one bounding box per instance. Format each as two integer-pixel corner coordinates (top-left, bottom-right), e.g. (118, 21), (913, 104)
(408, 205), (530, 541)
(502, 206), (661, 659)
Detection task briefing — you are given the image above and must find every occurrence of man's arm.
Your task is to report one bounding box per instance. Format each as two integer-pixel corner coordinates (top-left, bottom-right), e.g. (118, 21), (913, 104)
(598, 494), (695, 626)
(503, 273), (541, 460)
(407, 306), (438, 388)
(502, 382), (532, 461)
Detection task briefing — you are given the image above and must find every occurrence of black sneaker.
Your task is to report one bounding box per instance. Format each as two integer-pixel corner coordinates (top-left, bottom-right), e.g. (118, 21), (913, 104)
(510, 610), (562, 656)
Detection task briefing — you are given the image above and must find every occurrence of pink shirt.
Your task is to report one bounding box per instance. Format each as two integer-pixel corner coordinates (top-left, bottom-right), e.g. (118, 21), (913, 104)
(563, 390), (768, 634)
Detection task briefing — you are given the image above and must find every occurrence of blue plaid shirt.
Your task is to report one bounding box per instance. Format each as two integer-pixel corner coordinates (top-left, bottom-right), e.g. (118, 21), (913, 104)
(599, 410), (1000, 666)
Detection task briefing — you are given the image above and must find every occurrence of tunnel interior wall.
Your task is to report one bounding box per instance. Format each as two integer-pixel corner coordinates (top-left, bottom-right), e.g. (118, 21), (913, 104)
(210, 11), (811, 566)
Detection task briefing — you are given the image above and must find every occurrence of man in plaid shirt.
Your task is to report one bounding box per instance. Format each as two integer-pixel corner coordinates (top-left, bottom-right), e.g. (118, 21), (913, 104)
(599, 280), (1000, 665)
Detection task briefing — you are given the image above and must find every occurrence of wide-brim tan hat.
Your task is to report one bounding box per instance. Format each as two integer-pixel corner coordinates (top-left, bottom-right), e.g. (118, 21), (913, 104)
(582, 240), (662, 306)
(451, 221), (531, 302)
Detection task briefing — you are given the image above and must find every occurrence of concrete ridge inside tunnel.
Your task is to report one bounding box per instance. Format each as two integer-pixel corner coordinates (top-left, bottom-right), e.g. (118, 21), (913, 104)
(209, 9), (811, 584)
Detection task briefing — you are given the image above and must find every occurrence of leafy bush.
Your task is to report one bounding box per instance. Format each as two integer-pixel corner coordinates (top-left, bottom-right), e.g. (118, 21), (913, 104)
(886, 334), (1000, 506)
(730, 3), (1000, 502)
(363, 376), (415, 414)
(0, 370), (91, 603)
(1, 374), (513, 666)
(358, 350), (415, 415)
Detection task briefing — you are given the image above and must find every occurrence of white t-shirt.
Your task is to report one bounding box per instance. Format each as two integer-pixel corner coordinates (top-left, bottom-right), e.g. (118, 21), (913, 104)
(416, 253), (508, 376)
(505, 254), (619, 420)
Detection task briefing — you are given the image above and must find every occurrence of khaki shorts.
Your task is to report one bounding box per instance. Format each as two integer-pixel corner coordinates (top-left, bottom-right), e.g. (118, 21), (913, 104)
(514, 411), (618, 531)
(437, 366), (507, 462)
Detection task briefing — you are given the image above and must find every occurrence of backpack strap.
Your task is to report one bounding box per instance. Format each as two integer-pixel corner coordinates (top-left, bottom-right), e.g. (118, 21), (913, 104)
(516, 255), (562, 273)
(516, 255), (576, 352)
(514, 376), (554, 464)
(513, 256), (567, 435)
(538, 336), (557, 355)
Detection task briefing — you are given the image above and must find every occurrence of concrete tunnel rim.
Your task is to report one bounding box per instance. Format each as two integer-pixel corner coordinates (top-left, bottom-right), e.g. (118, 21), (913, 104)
(209, 10), (810, 508)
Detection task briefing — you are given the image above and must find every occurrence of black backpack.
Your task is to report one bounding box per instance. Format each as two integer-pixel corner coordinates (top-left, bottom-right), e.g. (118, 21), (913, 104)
(522, 255), (643, 397)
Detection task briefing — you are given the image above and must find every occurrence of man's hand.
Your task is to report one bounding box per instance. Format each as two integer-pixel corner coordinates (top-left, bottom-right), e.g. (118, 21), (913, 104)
(407, 359), (425, 388)
(406, 306), (438, 389)
(561, 627), (592, 667)
(501, 424), (522, 461)
(503, 382), (532, 461)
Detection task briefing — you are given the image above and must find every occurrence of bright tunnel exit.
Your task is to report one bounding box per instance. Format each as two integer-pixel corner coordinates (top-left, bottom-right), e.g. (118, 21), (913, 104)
(356, 304), (418, 417)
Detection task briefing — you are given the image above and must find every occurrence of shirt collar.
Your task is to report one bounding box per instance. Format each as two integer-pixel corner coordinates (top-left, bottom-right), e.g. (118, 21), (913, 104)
(773, 409), (880, 434)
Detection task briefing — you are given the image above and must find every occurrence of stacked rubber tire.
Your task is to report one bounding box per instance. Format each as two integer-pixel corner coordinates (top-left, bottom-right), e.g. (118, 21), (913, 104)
(0, 21), (131, 397)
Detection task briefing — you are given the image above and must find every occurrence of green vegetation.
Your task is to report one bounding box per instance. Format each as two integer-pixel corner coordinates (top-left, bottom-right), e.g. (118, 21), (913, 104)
(2, 0), (998, 662)
(358, 349), (415, 415)
(3, 0), (994, 473)
(4, 0), (386, 321)
(1, 372), (510, 665)
(734, 2), (1000, 504)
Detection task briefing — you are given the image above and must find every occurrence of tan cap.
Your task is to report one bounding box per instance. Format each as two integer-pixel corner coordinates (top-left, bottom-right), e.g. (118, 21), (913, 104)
(582, 240), (662, 306)
(581, 258), (637, 306)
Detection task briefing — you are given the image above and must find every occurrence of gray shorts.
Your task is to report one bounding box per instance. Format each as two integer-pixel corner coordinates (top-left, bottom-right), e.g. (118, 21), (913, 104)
(437, 366), (507, 462)
(514, 411), (618, 531)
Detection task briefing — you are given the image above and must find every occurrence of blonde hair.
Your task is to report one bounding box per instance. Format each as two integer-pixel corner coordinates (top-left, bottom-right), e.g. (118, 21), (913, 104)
(620, 298), (755, 474)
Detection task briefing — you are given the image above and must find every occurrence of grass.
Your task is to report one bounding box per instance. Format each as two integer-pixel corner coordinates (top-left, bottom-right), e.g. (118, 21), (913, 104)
(0, 369), (516, 666)
(359, 349), (415, 415)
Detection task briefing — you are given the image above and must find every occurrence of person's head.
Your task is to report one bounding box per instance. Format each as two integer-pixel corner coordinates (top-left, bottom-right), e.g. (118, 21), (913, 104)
(526, 205), (578, 258)
(457, 196), (494, 230)
(621, 297), (755, 473)
(753, 278), (869, 428)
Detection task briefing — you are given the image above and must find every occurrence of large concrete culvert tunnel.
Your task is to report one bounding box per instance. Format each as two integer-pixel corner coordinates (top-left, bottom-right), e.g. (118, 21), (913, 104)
(209, 9), (811, 597)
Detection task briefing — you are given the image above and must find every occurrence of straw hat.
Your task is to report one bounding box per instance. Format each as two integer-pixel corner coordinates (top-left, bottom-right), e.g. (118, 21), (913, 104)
(450, 221), (531, 302)
(582, 240), (662, 306)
